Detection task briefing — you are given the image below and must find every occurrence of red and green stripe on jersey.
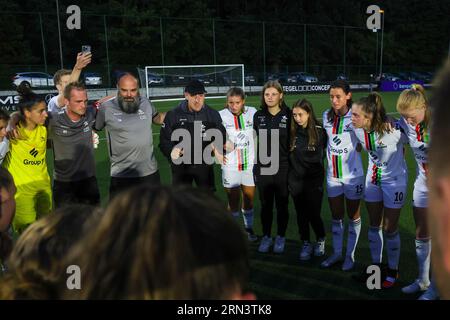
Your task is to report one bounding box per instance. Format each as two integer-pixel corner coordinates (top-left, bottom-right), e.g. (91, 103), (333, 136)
(236, 148), (249, 171)
(371, 165), (382, 185)
(234, 114), (248, 171)
(364, 131), (377, 151)
(332, 116), (344, 134)
(332, 155), (343, 179)
(234, 114), (246, 131)
(415, 123), (429, 143)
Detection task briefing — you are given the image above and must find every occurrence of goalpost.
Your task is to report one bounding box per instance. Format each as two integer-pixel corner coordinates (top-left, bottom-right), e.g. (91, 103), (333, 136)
(137, 64), (245, 102)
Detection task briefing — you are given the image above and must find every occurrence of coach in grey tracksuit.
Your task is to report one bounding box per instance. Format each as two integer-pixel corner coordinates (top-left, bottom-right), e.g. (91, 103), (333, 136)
(48, 83), (100, 207)
(94, 73), (165, 199)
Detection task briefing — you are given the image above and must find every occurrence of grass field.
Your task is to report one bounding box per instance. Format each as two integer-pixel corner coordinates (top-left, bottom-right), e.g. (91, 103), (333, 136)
(47, 91), (421, 300)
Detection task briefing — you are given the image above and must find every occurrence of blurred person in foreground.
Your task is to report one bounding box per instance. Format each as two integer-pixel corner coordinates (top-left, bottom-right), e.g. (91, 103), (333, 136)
(0, 168), (16, 274)
(0, 204), (101, 299)
(428, 61), (450, 299)
(63, 185), (255, 300)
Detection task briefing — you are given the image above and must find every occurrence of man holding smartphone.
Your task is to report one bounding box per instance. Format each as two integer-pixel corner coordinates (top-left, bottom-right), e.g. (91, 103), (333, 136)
(82, 45), (91, 54)
(47, 50), (92, 113)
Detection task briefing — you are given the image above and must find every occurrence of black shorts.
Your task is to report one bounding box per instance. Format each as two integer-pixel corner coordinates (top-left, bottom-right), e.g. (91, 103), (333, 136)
(53, 176), (100, 208)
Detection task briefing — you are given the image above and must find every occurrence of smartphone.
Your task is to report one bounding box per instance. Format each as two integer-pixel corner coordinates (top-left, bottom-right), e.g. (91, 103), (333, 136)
(82, 45), (91, 54)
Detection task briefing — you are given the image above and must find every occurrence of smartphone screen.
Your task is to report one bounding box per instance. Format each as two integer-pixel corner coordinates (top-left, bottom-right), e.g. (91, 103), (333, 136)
(82, 45), (91, 54)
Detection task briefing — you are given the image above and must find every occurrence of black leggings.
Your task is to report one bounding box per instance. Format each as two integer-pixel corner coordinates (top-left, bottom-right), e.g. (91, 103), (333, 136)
(292, 175), (325, 242)
(255, 166), (289, 237)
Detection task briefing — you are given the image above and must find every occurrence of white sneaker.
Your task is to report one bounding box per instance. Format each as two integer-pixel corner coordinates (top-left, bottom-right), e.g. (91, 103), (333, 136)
(418, 283), (439, 300)
(320, 253), (343, 268)
(300, 242), (313, 261)
(313, 239), (325, 257)
(273, 235), (286, 254)
(258, 236), (273, 253)
(402, 279), (430, 294)
(342, 256), (355, 271)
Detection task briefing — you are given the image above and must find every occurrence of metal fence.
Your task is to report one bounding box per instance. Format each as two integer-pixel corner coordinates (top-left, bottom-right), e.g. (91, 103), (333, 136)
(0, 12), (438, 90)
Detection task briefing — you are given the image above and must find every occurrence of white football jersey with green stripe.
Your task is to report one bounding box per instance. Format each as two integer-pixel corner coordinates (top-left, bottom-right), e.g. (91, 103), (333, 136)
(398, 117), (429, 183)
(219, 106), (257, 171)
(323, 109), (364, 182)
(354, 122), (408, 185)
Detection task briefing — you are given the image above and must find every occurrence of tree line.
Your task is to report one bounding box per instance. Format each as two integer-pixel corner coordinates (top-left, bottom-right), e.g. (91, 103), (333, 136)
(0, 0), (448, 75)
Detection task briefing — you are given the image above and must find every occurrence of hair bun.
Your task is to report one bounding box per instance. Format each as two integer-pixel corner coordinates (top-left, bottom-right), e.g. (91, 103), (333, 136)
(16, 83), (38, 103)
(16, 83), (33, 96)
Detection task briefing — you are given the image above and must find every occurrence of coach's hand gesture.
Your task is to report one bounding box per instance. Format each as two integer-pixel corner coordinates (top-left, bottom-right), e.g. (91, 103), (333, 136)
(171, 147), (183, 161)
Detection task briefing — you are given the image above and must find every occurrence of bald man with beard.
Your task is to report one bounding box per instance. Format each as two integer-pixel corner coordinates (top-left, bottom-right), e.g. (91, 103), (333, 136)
(94, 73), (165, 199)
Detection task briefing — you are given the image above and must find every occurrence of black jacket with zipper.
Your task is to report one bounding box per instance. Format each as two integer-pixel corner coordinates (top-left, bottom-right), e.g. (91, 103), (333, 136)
(291, 125), (327, 177)
(288, 125), (327, 195)
(159, 100), (226, 165)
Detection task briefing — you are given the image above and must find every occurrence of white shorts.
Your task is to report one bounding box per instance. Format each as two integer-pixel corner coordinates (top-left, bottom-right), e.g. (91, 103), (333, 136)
(326, 176), (365, 200)
(412, 175), (428, 208)
(222, 169), (255, 188)
(364, 175), (407, 209)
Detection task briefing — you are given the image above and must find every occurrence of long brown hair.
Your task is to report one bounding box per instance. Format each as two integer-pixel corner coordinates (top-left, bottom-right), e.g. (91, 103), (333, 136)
(355, 92), (389, 135)
(63, 185), (249, 299)
(260, 80), (288, 110)
(327, 79), (353, 122)
(290, 99), (321, 151)
(0, 204), (102, 299)
(224, 87), (246, 114)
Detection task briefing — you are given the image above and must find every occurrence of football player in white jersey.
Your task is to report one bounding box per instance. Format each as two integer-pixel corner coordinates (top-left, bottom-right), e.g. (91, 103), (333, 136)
(351, 93), (408, 289)
(321, 80), (365, 271)
(218, 88), (258, 241)
(396, 84), (438, 299)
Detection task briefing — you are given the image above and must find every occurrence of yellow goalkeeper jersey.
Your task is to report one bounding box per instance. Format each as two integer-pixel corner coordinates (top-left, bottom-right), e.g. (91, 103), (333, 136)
(2, 124), (50, 192)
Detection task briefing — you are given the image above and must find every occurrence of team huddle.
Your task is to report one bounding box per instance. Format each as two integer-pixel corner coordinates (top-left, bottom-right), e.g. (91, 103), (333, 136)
(0, 52), (438, 300)
(221, 80), (436, 299)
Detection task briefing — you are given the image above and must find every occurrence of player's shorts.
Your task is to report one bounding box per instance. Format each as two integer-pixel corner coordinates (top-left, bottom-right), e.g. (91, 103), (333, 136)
(13, 185), (52, 234)
(364, 175), (407, 209)
(326, 175), (365, 200)
(412, 175), (428, 208)
(222, 169), (255, 188)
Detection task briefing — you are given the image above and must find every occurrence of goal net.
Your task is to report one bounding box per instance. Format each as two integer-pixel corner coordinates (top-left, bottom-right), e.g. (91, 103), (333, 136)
(137, 64), (245, 102)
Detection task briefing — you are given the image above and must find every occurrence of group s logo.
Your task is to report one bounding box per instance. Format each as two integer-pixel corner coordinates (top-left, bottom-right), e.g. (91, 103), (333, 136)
(333, 136), (342, 146)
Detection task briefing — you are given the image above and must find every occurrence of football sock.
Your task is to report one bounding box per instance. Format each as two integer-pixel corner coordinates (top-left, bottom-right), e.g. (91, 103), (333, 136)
(368, 226), (383, 264)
